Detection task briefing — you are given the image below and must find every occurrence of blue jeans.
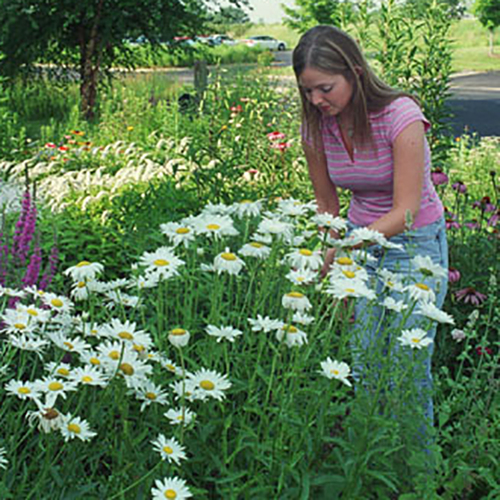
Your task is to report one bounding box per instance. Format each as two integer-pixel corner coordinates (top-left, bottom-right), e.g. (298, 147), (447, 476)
(349, 217), (448, 426)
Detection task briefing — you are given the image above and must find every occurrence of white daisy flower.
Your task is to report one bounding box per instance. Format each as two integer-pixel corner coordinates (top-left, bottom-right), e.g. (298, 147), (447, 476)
(15, 304), (50, 323)
(60, 414), (97, 442)
(238, 241), (271, 259)
(70, 280), (92, 301)
(187, 369), (232, 401)
(140, 246), (185, 279)
(248, 315), (284, 333)
(26, 399), (64, 434)
(276, 324), (308, 348)
(151, 435), (187, 465)
(80, 350), (105, 369)
(45, 362), (73, 378)
(192, 214), (239, 239)
(411, 255), (447, 279)
(64, 260), (104, 281)
(104, 290), (140, 309)
(292, 311), (315, 325)
(252, 232), (273, 245)
(164, 407), (196, 426)
(8, 334), (49, 357)
(102, 349), (153, 386)
(328, 265), (369, 283)
(47, 332), (91, 355)
(0, 447), (8, 470)
(405, 283), (436, 303)
(256, 216), (294, 241)
(213, 249), (245, 275)
(128, 274), (160, 290)
(311, 213), (347, 232)
(69, 366), (109, 387)
(285, 268), (317, 286)
(103, 318), (152, 347)
(451, 328), (466, 342)
(77, 322), (109, 339)
(33, 377), (78, 406)
(41, 293), (74, 314)
(382, 297), (409, 313)
(199, 201), (234, 216)
(168, 328), (191, 348)
(277, 198), (310, 217)
(160, 221), (196, 248)
(169, 380), (196, 403)
(151, 476), (192, 500)
(397, 328), (433, 349)
(282, 291), (312, 312)
(0, 286), (25, 298)
(326, 279), (376, 301)
(4, 379), (40, 400)
(233, 199), (263, 218)
(285, 248), (323, 271)
(0, 309), (37, 335)
(416, 302), (455, 325)
(206, 325), (243, 343)
(160, 357), (183, 375)
(377, 269), (406, 293)
(132, 380), (170, 411)
(319, 358), (352, 387)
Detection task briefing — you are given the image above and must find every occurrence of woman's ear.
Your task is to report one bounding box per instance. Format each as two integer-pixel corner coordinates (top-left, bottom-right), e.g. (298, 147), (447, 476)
(354, 65), (363, 76)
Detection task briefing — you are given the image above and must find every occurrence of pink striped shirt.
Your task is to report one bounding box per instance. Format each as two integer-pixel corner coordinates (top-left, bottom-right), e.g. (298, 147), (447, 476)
(305, 97), (443, 229)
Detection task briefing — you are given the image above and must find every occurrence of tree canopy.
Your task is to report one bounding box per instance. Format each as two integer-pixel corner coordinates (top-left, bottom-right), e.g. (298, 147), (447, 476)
(0, 0), (247, 118)
(473, 0), (500, 54)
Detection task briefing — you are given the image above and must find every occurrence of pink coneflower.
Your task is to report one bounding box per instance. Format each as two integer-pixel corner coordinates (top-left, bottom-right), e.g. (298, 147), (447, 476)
(431, 169), (449, 186)
(448, 267), (461, 283)
(271, 141), (291, 151)
(472, 196), (496, 213)
(464, 220), (480, 230)
(446, 219), (461, 230)
(455, 287), (487, 306)
(488, 211), (499, 227)
(230, 104), (243, 113)
(452, 181), (467, 194)
(267, 131), (286, 142)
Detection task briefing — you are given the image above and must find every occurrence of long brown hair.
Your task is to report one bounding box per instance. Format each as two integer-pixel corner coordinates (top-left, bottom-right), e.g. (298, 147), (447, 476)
(293, 25), (417, 148)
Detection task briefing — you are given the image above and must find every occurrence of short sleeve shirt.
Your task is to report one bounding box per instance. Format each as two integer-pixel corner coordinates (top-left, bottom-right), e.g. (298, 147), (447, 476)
(305, 97), (443, 228)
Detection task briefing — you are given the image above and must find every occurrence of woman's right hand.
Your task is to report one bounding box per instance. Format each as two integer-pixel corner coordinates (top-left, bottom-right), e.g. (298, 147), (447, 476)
(320, 247), (336, 279)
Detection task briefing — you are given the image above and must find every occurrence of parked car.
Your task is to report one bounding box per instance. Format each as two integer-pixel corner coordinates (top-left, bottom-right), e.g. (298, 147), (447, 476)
(207, 34), (237, 47)
(241, 36), (287, 51)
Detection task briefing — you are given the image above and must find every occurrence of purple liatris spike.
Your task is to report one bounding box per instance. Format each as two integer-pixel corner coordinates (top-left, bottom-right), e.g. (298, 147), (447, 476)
(11, 190), (32, 264)
(22, 245), (42, 288)
(39, 243), (59, 290)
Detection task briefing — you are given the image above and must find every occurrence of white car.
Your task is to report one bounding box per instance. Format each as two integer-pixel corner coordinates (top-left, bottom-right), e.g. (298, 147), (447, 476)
(207, 34), (237, 46)
(242, 35), (287, 51)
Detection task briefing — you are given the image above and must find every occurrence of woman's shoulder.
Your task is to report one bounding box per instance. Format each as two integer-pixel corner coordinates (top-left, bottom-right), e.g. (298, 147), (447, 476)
(371, 96), (420, 116)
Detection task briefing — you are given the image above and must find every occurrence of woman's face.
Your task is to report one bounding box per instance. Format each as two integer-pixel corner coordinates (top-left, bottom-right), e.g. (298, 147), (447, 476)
(298, 66), (354, 118)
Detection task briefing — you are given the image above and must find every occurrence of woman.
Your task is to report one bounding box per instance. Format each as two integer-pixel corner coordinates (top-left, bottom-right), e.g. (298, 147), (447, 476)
(293, 25), (448, 428)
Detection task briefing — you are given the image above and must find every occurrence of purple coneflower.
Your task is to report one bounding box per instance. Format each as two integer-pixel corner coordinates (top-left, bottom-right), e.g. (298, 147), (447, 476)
(455, 286), (487, 306)
(464, 220), (480, 230)
(446, 219), (461, 230)
(452, 181), (467, 194)
(431, 169), (449, 186)
(448, 267), (461, 284)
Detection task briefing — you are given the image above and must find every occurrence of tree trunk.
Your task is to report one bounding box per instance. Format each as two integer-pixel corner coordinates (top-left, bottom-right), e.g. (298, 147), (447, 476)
(489, 28), (494, 56)
(78, 0), (104, 120)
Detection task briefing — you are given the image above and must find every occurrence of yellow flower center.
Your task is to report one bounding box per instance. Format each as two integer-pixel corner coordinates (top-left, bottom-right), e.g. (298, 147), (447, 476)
(176, 415), (184, 421)
(206, 223), (220, 230)
(118, 331), (133, 340)
(82, 376), (93, 383)
(51, 298), (63, 308)
(164, 490), (177, 499)
(163, 445), (173, 454)
(411, 338), (421, 344)
(342, 270), (356, 279)
(154, 259), (169, 267)
(109, 350), (120, 360)
(283, 325), (298, 334)
(90, 357), (100, 365)
(387, 280), (394, 287)
(287, 292), (304, 299)
(200, 380), (215, 390)
(221, 252), (237, 261)
(57, 368), (70, 376)
(18, 387), (31, 394)
(146, 392), (157, 400)
(90, 329), (98, 335)
(120, 363), (134, 376)
(14, 323), (26, 330)
(165, 364), (175, 371)
(331, 369), (340, 375)
(170, 328), (186, 336)
(176, 227), (190, 234)
(67, 423), (81, 434)
(299, 249), (312, 256)
(63, 342), (74, 350)
(77, 281), (86, 288)
(345, 288), (356, 293)
(241, 199), (252, 204)
(76, 261), (91, 267)
(337, 257), (353, 266)
(250, 242), (263, 248)
(133, 344), (145, 352)
(48, 382), (63, 391)
(27, 308), (38, 316)
(416, 283), (430, 291)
